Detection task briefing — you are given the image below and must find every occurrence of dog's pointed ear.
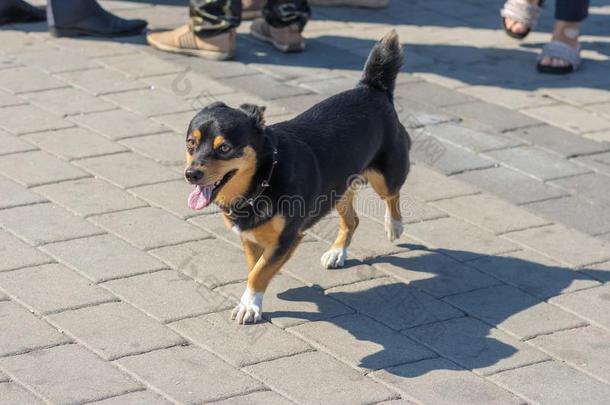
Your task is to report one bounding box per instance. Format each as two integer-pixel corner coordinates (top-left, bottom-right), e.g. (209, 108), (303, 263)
(239, 103), (266, 128)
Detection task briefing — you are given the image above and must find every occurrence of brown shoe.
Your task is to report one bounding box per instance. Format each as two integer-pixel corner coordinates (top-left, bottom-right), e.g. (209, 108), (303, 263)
(242, 0), (265, 20)
(308, 0), (389, 8)
(250, 18), (304, 53)
(147, 24), (235, 61)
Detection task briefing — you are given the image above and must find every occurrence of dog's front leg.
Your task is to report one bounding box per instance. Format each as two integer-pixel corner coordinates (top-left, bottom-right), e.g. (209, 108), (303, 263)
(232, 235), (302, 324)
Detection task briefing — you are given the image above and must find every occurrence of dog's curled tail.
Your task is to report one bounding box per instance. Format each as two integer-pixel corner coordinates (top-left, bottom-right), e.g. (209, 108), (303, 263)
(360, 30), (403, 98)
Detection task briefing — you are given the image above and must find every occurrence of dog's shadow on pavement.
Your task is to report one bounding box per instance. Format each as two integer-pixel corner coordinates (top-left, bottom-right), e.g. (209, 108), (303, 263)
(269, 247), (608, 377)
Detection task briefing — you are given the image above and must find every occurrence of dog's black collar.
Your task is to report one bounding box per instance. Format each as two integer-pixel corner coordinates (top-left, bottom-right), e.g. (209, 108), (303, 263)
(224, 131), (278, 218)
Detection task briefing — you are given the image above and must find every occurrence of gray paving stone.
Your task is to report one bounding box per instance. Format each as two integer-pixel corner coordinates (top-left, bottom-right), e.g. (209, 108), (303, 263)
(91, 207), (209, 250)
(326, 277), (462, 330)
(443, 101), (540, 132)
(70, 109), (168, 140)
(0, 301), (71, 357)
(402, 164), (478, 202)
(485, 146), (591, 181)
(0, 263), (116, 315)
(88, 391), (172, 405)
(0, 371), (7, 382)
(16, 49), (99, 73)
(0, 128), (36, 156)
(34, 178), (146, 217)
(170, 310), (311, 367)
(216, 273), (353, 328)
(405, 317), (550, 376)
(24, 127), (126, 161)
(48, 302), (184, 360)
(0, 89), (27, 108)
(103, 88), (194, 117)
(574, 152), (610, 176)
(42, 234), (166, 283)
(0, 344), (141, 405)
(24, 87), (117, 117)
(356, 186), (448, 225)
(371, 358), (525, 405)
(312, 216), (416, 260)
(48, 36), (134, 58)
(489, 361), (610, 405)
(120, 132), (183, 167)
(446, 285), (586, 340)
(460, 85), (556, 110)
(0, 150), (88, 187)
(369, 250), (500, 298)
(208, 391), (293, 405)
(244, 351), (397, 405)
(524, 104), (610, 134)
(0, 31), (48, 54)
(0, 67), (67, 94)
(580, 258), (610, 282)
(283, 241), (383, 289)
(504, 224), (610, 267)
(150, 110), (197, 133)
(289, 313), (435, 372)
(129, 180), (205, 219)
(0, 203), (103, 246)
(405, 217), (518, 262)
(102, 270), (231, 323)
(411, 130), (497, 175)
(0, 104), (73, 135)
(0, 176), (46, 210)
(116, 346), (262, 404)
(455, 166), (568, 205)
(424, 123), (522, 153)
(297, 75), (357, 95)
(188, 213), (236, 243)
(433, 193), (550, 234)
(469, 249), (600, 299)
(0, 382), (45, 405)
(150, 239), (245, 288)
(75, 152), (180, 188)
(395, 81), (479, 107)
(56, 67), (149, 95)
(551, 172), (610, 207)
(550, 285), (610, 331)
(524, 195), (610, 235)
(396, 99), (460, 129)
(218, 74), (312, 100)
(506, 125), (610, 158)
(143, 71), (235, 99)
(0, 230), (52, 272)
(99, 53), (186, 78)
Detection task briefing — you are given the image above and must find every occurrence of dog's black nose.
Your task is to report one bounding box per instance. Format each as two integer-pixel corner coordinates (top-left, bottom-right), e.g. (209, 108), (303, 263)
(185, 169), (204, 183)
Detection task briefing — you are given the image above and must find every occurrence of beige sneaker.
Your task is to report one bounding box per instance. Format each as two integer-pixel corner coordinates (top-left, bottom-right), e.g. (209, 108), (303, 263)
(250, 18), (305, 53)
(308, 0), (389, 8)
(147, 24), (236, 61)
(242, 0), (265, 20)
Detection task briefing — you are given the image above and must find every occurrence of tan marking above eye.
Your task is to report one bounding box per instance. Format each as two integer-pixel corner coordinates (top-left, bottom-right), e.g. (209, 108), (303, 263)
(192, 129), (202, 142)
(213, 135), (225, 149)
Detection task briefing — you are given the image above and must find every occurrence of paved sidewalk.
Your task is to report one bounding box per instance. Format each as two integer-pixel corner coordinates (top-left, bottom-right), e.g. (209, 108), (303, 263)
(1, 0), (609, 404)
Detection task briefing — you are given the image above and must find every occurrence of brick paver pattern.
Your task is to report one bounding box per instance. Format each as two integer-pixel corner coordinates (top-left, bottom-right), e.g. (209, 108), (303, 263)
(0, 0), (609, 404)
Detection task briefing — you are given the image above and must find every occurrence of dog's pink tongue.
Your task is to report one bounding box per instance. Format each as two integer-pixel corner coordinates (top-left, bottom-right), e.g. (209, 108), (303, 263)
(188, 185), (213, 210)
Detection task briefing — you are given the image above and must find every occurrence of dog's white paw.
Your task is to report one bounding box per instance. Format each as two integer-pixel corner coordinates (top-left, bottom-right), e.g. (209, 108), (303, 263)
(321, 248), (347, 269)
(231, 287), (263, 324)
(385, 212), (403, 242)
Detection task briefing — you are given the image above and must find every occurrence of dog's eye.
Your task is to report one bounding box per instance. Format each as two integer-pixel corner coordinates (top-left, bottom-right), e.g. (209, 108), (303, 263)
(186, 139), (196, 149)
(218, 143), (232, 154)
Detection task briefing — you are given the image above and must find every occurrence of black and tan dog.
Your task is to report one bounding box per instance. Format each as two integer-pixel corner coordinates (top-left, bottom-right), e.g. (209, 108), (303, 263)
(185, 31), (410, 324)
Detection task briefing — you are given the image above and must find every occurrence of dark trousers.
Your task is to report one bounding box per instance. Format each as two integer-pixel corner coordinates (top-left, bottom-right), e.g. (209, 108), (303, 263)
(189, 0), (310, 37)
(555, 0), (589, 22)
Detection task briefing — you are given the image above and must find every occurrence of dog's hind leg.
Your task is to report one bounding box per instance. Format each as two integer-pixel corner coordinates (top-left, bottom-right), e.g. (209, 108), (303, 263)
(365, 169), (404, 242)
(321, 188), (359, 269)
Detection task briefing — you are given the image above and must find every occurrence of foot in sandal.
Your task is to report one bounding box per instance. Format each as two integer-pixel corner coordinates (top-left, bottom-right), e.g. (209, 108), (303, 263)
(501, 0), (542, 39)
(537, 20), (582, 74)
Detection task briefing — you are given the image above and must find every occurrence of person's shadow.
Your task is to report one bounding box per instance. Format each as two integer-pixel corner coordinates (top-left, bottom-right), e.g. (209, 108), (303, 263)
(268, 245), (608, 376)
